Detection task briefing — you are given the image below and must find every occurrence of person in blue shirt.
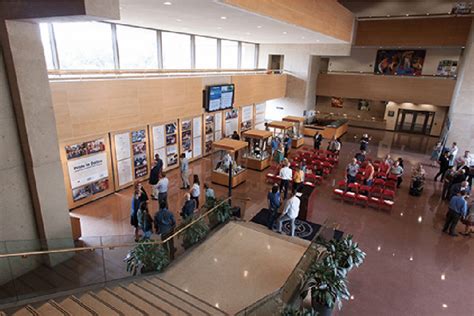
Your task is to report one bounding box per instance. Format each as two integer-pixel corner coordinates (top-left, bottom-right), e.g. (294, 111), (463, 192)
(154, 200), (176, 259)
(271, 137), (280, 157)
(443, 191), (468, 236)
(267, 184), (281, 230)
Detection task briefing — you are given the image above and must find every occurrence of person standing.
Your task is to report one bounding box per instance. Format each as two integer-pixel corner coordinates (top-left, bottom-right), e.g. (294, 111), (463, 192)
(365, 161), (375, 186)
(430, 142), (443, 167)
(355, 150), (366, 163)
(267, 184), (281, 230)
(204, 183), (215, 203)
(345, 158), (359, 184)
(157, 171), (169, 206)
(389, 160), (404, 188)
(180, 153), (190, 189)
(190, 174), (201, 209)
(137, 202), (153, 239)
(457, 150), (474, 187)
(271, 137), (279, 158)
(327, 136), (341, 154)
(292, 166), (305, 194)
(154, 201), (176, 259)
(231, 130), (240, 140)
(149, 160), (160, 200)
(180, 193), (196, 219)
(442, 167), (456, 200)
(434, 151), (450, 182)
(274, 143), (285, 165)
(313, 132), (322, 150)
(279, 161), (292, 200)
(283, 134), (291, 158)
(448, 142), (459, 167)
(130, 183), (148, 242)
(154, 153), (163, 176)
(442, 191), (468, 236)
(360, 134), (370, 151)
(277, 192), (301, 237)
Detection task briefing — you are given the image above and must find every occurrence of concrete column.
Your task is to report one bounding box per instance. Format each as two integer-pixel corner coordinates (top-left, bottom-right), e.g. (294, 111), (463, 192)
(0, 20), (72, 243)
(446, 18), (474, 151)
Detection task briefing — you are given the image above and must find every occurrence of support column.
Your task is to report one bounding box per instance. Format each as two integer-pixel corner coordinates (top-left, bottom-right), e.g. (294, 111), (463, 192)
(447, 18), (474, 151)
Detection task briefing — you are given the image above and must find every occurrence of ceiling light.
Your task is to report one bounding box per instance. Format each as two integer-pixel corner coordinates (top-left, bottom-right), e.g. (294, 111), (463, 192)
(406, 14), (409, 16)
(176, 19), (182, 22)
(163, 1), (172, 5)
(442, 304), (448, 308)
(301, 36), (305, 39)
(282, 31), (287, 34)
(257, 25), (262, 29)
(441, 274), (446, 280)
(418, 216), (422, 223)
(221, 16), (227, 20)
(316, 39), (320, 43)
(400, 212), (404, 216)
(377, 246), (381, 251)
(243, 270), (248, 277)
(409, 256), (413, 261)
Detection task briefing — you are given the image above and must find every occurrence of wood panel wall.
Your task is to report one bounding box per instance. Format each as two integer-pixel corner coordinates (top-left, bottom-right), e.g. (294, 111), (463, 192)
(355, 17), (472, 47)
(223, 0), (353, 42)
(50, 74), (287, 142)
(316, 73), (456, 106)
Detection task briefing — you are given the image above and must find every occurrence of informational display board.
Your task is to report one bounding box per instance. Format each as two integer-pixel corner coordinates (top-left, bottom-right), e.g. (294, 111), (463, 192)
(203, 111), (224, 156)
(111, 127), (150, 190)
(255, 102), (266, 130)
(61, 136), (113, 209)
(150, 120), (179, 171)
(240, 105), (254, 133)
(179, 115), (203, 161)
(207, 84), (235, 111)
(224, 109), (239, 137)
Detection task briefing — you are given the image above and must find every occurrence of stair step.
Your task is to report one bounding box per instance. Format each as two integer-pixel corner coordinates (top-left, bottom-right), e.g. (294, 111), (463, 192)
(109, 286), (169, 316)
(11, 305), (39, 316)
(146, 278), (227, 315)
(36, 300), (70, 316)
(126, 283), (190, 316)
(94, 289), (143, 316)
(78, 293), (122, 316)
(59, 296), (97, 316)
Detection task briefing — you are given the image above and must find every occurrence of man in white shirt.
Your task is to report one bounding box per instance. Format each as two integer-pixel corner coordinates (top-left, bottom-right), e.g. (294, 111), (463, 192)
(157, 172), (169, 205)
(448, 142), (459, 167)
(279, 161), (293, 199)
(277, 193), (300, 237)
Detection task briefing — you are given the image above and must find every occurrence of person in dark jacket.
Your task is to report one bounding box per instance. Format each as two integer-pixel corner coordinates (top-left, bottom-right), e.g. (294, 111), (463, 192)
(130, 182), (148, 242)
(434, 151), (450, 182)
(138, 202), (153, 240)
(149, 158), (161, 199)
(231, 131), (240, 140)
(154, 200), (176, 259)
(313, 132), (322, 150)
(267, 184), (281, 230)
(360, 134), (370, 151)
(180, 193), (196, 219)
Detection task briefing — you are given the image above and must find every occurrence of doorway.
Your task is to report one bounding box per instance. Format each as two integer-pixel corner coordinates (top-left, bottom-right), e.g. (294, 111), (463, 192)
(268, 55), (284, 72)
(396, 109), (435, 135)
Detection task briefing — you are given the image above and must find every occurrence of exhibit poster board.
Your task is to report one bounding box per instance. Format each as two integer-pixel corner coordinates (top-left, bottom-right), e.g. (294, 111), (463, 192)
(204, 111), (224, 156)
(255, 102), (266, 130)
(179, 115), (203, 162)
(240, 105), (254, 133)
(224, 109), (239, 137)
(150, 120), (179, 171)
(111, 127), (150, 191)
(60, 135), (114, 209)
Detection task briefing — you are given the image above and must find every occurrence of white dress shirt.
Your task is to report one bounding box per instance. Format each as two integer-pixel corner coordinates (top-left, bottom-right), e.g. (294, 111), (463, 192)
(191, 183), (200, 197)
(157, 177), (169, 193)
(279, 166), (293, 180)
(282, 196), (300, 219)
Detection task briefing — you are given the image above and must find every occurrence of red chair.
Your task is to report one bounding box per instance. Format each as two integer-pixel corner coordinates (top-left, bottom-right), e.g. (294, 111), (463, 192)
(304, 181), (316, 188)
(355, 194), (369, 207)
(373, 179), (385, 188)
(266, 173), (277, 184)
(293, 156), (301, 163)
(382, 189), (395, 200)
(381, 199), (394, 211)
(337, 179), (347, 190)
(358, 185), (371, 196)
(387, 174), (398, 182)
(368, 196), (381, 209)
(370, 187), (383, 198)
(333, 188), (344, 199)
(347, 183), (359, 193)
(305, 173), (322, 185)
(322, 168), (331, 178)
(356, 174), (365, 183)
(290, 161), (298, 168)
(374, 171), (386, 179)
(343, 191), (357, 203)
(385, 180), (397, 191)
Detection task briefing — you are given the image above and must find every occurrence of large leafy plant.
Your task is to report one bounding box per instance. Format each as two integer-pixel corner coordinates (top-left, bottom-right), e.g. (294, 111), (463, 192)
(124, 239), (170, 275)
(326, 235), (366, 271)
(180, 215), (210, 249)
(204, 198), (233, 225)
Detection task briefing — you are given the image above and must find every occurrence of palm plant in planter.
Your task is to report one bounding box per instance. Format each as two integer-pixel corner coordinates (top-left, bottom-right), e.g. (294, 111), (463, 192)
(124, 239), (170, 275)
(326, 235), (366, 271)
(205, 198), (233, 227)
(180, 215), (210, 249)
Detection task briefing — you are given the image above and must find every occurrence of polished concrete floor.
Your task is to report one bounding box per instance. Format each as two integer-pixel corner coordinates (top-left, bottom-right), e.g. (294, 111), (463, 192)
(72, 127), (473, 315)
(161, 221), (307, 314)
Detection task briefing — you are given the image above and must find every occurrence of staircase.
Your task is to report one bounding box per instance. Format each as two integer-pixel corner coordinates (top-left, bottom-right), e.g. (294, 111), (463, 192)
(5, 277), (228, 316)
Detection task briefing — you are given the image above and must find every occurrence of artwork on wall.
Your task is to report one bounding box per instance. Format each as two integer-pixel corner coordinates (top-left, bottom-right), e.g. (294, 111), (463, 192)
(331, 97), (344, 108)
(451, 2), (472, 14)
(153, 121), (179, 169)
(436, 60), (458, 77)
(358, 99), (370, 111)
(204, 114), (215, 155)
(374, 50), (425, 76)
(65, 138), (106, 160)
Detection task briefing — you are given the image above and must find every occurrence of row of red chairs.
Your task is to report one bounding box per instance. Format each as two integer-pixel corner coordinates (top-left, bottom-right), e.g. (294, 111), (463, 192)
(300, 147), (339, 158)
(333, 188), (394, 210)
(336, 181), (396, 199)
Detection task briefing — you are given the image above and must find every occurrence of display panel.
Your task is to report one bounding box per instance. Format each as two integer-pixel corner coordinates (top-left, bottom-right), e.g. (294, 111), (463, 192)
(205, 84), (235, 112)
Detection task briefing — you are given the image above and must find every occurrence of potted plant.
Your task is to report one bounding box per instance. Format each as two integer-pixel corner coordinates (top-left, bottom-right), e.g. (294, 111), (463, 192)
(301, 255), (350, 316)
(281, 305), (316, 316)
(326, 235), (366, 271)
(205, 198), (232, 228)
(180, 215), (210, 249)
(124, 239), (170, 275)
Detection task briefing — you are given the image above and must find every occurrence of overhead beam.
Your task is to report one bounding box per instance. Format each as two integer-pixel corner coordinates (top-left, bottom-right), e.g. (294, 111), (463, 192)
(222, 0), (354, 42)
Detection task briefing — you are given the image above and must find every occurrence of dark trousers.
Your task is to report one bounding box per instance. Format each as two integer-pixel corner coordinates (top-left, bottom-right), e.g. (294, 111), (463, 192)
(267, 207), (279, 229)
(442, 181), (451, 200)
(443, 209), (461, 235)
(396, 176), (403, 188)
(280, 179), (290, 200)
(191, 196), (199, 209)
(434, 168), (448, 181)
(314, 142), (320, 150)
(158, 192), (168, 206)
(292, 181), (303, 194)
(347, 175), (356, 184)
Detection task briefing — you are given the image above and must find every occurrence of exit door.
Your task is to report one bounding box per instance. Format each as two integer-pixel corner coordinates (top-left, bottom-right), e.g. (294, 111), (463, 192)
(396, 110), (435, 135)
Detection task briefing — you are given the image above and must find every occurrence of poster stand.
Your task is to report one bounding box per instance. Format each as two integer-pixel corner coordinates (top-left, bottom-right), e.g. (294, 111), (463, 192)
(179, 115), (203, 162)
(149, 120), (179, 171)
(204, 111), (224, 156)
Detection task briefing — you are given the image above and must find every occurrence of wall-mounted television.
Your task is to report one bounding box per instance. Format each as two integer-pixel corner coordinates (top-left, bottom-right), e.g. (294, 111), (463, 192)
(205, 84), (235, 112)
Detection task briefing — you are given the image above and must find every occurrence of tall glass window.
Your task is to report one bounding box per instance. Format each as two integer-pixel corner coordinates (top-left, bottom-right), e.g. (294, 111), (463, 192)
(241, 43), (256, 69)
(221, 40), (238, 69)
(161, 32), (191, 69)
(116, 25), (158, 69)
(195, 36), (217, 69)
(39, 23), (54, 69)
(54, 22), (114, 69)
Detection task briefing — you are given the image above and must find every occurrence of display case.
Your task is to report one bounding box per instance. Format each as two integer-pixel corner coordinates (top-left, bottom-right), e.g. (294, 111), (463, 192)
(267, 120), (294, 140)
(242, 129), (273, 171)
(282, 116), (305, 148)
(211, 138), (248, 188)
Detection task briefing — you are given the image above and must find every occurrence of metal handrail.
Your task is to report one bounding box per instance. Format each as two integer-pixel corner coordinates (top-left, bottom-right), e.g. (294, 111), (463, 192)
(0, 197), (231, 259)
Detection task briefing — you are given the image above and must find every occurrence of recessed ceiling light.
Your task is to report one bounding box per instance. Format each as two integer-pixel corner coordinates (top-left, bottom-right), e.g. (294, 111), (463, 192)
(176, 19), (182, 22)
(316, 39), (320, 42)
(301, 36), (305, 39)
(163, 1), (172, 5)
(257, 25), (262, 29)
(221, 16), (227, 20)
(282, 31), (287, 34)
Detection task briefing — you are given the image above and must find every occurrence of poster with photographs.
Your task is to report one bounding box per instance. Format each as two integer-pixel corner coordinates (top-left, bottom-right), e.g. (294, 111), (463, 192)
(65, 138), (106, 160)
(133, 142), (146, 155)
(131, 129), (146, 143)
(182, 138), (192, 151)
(358, 99), (370, 111)
(225, 109), (239, 137)
(182, 120), (192, 131)
(167, 153), (178, 166)
(67, 152), (108, 189)
(91, 178), (109, 194)
(166, 134), (177, 145)
(166, 122), (177, 135)
(241, 120), (252, 132)
(436, 60), (458, 76)
(130, 129), (148, 180)
(205, 140), (213, 154)
(72, 185), (92, 202)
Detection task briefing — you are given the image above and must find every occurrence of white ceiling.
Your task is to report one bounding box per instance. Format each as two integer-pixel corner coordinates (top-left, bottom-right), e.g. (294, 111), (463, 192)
(113, 0), (346, 44)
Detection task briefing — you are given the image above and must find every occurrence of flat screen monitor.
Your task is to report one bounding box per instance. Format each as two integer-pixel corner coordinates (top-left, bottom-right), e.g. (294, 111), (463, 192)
(205, 84), (234, 112)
